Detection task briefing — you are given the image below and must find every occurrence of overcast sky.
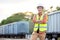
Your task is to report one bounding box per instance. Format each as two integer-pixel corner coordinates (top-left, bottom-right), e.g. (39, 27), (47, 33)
(0, 0), (60, 22)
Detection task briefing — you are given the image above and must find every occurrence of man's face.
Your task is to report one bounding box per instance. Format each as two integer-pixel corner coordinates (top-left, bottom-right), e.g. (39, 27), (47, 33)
(37, 7), (43, 13)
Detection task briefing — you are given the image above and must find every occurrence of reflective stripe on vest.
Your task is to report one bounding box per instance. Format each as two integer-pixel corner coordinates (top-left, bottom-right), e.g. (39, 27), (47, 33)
(34, 14), (47, 31)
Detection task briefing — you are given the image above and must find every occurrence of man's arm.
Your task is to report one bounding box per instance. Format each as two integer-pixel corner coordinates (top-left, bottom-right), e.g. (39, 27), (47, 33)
(32, 14), (48, 24)
(41, 14), (48, 24)
(32, 15), (40, 23)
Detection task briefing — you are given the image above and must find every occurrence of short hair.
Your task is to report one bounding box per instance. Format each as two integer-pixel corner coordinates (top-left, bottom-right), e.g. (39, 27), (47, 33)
(37, 6), (44, 9)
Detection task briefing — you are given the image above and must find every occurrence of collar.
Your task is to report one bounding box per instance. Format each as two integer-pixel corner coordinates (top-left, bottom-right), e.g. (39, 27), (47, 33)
(38, 13), (42, 16)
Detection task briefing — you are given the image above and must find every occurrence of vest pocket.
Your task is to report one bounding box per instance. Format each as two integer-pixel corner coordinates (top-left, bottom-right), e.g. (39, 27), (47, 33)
(39, 28), (47, 31)
(33, 27), (38, 31)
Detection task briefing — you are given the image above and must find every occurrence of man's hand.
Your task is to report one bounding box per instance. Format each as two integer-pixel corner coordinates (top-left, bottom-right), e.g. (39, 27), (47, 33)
(36, 20), (42, 24)
(37, 20), (46, 24)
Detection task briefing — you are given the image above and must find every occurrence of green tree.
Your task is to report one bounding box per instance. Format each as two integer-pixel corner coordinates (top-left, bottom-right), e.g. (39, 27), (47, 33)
(56, 6), (60, 11)
(50, 6), (53, 12)
(1, 12), (30, 25)
(1, 19), (7, 25)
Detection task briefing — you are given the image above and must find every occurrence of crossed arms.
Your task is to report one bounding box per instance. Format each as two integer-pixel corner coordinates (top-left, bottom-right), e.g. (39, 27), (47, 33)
(32, 14), (48, 24)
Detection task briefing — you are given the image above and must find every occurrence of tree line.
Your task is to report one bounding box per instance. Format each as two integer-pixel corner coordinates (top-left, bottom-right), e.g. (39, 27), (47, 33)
(0, 6), (60, 25)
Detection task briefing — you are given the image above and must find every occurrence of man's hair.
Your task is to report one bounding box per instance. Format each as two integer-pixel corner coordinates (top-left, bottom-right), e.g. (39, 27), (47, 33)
(37, 6), (44, 9)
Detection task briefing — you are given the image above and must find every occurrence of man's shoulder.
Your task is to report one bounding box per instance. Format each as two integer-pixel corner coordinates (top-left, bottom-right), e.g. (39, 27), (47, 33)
(43, 13), (48, 18)
(44, 13), (48, 16)
(44, 13), (48, 15)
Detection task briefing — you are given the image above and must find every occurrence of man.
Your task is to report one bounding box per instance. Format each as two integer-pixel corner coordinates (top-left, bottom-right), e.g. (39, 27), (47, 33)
(31, 5), (48, 40)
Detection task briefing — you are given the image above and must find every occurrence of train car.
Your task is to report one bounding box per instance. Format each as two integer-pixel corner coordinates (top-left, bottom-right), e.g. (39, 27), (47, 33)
(15, 21), (29, 38)
(4, 24), (9, 35)
(17, 21), (29, 34)
(0, 26), (3, 35)
(10, 21), (29, 38)
(0, 26), (3, 37)
(46, 11), (60, 40)
(0, 21), (30, 38)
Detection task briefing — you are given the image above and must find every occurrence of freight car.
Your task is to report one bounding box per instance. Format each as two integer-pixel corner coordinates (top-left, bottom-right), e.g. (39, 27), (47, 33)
(46, 11), (60, 40)
(0, 21), (30, 38)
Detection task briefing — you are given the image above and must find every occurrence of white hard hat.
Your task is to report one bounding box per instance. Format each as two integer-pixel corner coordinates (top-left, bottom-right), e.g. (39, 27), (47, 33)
(37, 3), (44, 9)
(37, 3), (44, 6)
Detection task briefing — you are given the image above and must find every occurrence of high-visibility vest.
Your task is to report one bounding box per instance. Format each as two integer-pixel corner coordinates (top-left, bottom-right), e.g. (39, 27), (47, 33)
(33, 14), (47, 31)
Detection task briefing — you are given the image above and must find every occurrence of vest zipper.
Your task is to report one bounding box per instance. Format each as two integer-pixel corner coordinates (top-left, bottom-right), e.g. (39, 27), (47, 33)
(37, 16), (40, 33)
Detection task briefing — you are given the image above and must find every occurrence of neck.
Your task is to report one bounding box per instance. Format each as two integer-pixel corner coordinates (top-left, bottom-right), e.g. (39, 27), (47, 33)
(38, 12), (42, 16)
